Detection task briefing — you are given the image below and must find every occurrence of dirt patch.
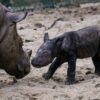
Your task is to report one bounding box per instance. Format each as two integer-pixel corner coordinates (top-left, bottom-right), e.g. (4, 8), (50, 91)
(0, 4), (100, 100)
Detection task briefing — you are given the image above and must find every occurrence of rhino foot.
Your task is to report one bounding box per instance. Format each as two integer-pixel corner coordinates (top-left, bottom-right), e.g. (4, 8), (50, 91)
(65, 77), (76, 85)
(65, 80), (76, 85)
(95, 71), (100, 76)
(42, 72), (52, 80)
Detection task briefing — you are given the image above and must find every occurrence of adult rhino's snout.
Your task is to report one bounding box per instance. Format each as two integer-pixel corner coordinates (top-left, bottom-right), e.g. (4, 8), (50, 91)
(14, 62), (30, 79)
(17, 63), (30, 74)
(16, 63), (30, 79)
(7, 49), (32, 79)
(15, 49), (32, 79)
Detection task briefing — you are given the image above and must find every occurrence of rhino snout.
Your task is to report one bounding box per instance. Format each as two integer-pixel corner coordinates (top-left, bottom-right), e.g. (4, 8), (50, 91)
(15, 63), (30, 79)
(31, 56), (52, 68)
(31, 58), (42, 68)
(17, 64), (30, 74)
(6, 51), (31, 79)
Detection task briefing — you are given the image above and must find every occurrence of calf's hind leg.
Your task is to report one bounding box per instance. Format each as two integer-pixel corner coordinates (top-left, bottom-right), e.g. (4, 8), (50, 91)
(43, 57), (65, 80)
(92, 55), (100, 75)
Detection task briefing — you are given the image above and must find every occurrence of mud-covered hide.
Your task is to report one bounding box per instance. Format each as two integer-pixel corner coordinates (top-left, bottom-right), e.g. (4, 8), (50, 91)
(0, 3), (32, 79)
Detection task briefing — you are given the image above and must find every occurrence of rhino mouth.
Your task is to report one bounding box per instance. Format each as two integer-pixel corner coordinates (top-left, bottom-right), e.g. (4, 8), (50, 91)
(5, 64), (30, 79)
(15, 74), (24, 79)
(31, 57), (53, 68)
(15, 64), (30, 79)
(14, 74), (26, 79)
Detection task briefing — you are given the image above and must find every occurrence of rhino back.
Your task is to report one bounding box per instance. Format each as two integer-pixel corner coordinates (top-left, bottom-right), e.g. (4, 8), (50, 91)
(76, 26), (100, 58)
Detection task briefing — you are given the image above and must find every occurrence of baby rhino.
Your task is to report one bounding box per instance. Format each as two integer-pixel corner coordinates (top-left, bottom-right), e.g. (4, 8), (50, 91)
(31, 25), (100, 85)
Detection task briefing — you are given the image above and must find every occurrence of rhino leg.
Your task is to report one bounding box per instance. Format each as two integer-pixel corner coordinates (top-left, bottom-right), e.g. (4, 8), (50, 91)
(66, 52), (76, 85)
(92, 55), (100, 75)
(42, 57), (65, 80)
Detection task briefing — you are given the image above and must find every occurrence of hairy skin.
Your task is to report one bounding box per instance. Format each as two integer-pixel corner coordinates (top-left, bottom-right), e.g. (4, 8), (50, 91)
(32, 25), (100, 85)
(0, 3), (32, 79)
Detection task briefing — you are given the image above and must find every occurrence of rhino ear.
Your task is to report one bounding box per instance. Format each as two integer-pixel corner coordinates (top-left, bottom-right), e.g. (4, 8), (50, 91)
(26, 49), (32, 58)
(8, 12), (28, 23)
(24, 48), (32, 58)
(44, 33), (49, 42)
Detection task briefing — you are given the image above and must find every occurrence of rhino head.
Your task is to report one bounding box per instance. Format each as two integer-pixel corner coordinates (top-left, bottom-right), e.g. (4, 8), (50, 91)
(31, 33), (62, 67)
(0, 3), (32, 79)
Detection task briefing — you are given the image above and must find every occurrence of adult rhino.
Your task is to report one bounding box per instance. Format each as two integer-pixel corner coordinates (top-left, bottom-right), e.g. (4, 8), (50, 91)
(0, 3), (32, 79)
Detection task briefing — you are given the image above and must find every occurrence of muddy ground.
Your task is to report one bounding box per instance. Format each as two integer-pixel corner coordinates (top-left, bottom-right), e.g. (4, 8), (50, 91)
(0, 3), (100, 100)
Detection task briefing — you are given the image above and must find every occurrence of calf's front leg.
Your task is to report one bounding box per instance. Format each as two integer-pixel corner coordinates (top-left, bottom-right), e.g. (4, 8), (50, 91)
(43, 57), (65, 80)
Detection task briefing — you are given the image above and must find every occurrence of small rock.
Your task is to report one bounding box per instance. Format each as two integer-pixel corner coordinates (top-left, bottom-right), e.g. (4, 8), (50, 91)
(95, 83), (100, 88)
(25, 39), (34, 42)
(13, 77), (17, 83)
(52, 85), (56, 89)
(91, 7), (97, 11)
(19, 27), (24, 30)
(29, 13), (34, 16)
(34, 23), (45, 28)
(80, 17), (84, 21)
(33, 28), (37, 30)
(78, 96), (83, 100)
(85, 71), (92, 75)
(86, 68), (92, 70)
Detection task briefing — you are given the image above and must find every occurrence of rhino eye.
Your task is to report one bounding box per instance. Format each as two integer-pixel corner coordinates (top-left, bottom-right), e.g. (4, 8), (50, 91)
(43, 50), (49, 55)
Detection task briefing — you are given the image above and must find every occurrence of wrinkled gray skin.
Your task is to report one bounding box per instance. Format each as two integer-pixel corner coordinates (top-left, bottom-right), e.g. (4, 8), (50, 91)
(0, 3), (32, 79)
(31, 25), (100, 85)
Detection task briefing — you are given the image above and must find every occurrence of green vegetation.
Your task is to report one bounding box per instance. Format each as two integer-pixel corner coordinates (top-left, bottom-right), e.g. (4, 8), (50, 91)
(0, 0), (100, 8)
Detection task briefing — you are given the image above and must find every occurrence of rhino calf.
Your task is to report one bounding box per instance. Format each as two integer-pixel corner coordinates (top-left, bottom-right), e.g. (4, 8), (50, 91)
(31, 25), (100, 85)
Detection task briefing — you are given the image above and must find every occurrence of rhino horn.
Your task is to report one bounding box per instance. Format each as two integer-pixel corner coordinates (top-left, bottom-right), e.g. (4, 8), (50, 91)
(7, 11), (28, 23)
